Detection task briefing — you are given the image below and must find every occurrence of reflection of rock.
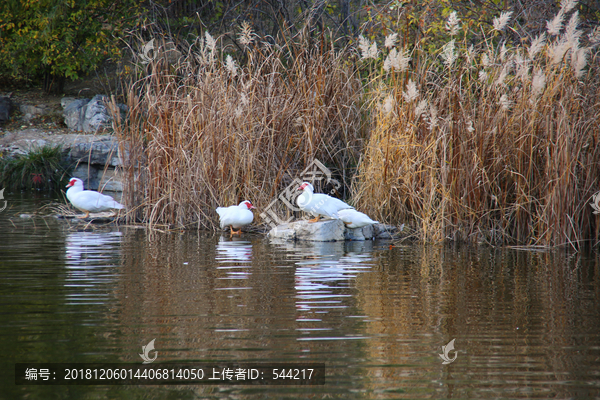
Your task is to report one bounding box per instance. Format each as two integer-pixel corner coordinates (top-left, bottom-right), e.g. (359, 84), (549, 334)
(268, 219), (398, 242)
(271, 239), (346, 261)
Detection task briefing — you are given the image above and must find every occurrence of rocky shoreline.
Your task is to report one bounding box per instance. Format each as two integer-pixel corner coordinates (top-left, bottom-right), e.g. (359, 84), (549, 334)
(0, 91), (126, 195)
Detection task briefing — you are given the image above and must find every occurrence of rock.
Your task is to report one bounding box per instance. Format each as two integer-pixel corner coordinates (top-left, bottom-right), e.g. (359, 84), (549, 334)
(268, 219), (401, 242)
(62, 95), (127, 133)
(83, 95), (111, 132)
(71, 163), (123, 194)
(19, 104), (50, 121)
(60, 97), (77, 109)
(373, 223), (402, 239)
(67, 136), (122, 166)
(1, 144), (27, 157)
(67, 136), (124, 192)
(63, 99), (90, 131)
(269, 219), (346, 241)
(344, 224), (374, 241)
(0, 95), (13, 123)
(267, 223), (297, 241)
(97, 168), (123, 192)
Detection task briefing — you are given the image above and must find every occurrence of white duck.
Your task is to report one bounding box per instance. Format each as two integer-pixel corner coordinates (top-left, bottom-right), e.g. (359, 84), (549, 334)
(66, 177), (125, 219)
(216, 200), (256, 235)
(296, 182), (353, 222)
(337, 208), (379, 228)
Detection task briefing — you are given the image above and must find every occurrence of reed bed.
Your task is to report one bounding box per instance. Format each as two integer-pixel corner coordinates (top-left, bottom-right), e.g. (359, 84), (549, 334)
(112, 30), (363, 230)
(114, 3), (600, 246)
(354, 4), (600, 246)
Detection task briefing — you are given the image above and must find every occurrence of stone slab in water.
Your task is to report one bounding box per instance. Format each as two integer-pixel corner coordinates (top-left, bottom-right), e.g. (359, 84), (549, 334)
(268, 219), (397, 242)
(268, 219), (345, 241)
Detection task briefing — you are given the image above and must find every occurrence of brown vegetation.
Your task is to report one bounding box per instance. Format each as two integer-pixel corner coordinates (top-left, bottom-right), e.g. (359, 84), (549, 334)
(354, 6), (600, 246)
(113, 3), (600, 246)
(112, 31), (363, 230)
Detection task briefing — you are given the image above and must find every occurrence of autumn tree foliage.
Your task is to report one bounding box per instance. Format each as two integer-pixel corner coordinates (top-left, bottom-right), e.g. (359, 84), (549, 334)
(0, 0), (142, 92)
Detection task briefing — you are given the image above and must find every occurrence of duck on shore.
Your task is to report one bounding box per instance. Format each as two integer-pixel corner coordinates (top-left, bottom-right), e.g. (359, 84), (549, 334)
(337, 208), (379, 228)
(65, 177), (125, 219)
(296, 182), (354, 222)
(216, 200), (256, 235)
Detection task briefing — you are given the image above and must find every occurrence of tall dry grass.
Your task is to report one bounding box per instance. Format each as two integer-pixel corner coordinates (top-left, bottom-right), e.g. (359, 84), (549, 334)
(113, 3), (600, 246)
(354, 5), (600, 246)
(112, 30), (363, 229)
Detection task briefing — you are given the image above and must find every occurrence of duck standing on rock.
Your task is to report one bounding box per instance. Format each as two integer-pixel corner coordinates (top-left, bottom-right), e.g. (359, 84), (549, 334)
(216, 200), (256, 235)
(65, 177), (125, 219)
(337, 208), (379, 228)
(296, 182), (354, 223)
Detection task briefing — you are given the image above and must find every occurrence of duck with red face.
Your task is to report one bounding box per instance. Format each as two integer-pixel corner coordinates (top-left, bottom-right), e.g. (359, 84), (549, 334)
(65, 177), (125, 219)
(296, 182), (354, 223)
(216, 200), (256, 235)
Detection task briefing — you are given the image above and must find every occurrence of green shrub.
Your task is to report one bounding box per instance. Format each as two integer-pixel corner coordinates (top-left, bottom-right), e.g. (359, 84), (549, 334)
(0, 0), (143, 92)
(0, 145), (71, 190)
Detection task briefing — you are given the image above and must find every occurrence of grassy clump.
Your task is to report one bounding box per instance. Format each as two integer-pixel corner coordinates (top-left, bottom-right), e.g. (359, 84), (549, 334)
(0, 145), (71, 191)
(353, 5), (600, 246)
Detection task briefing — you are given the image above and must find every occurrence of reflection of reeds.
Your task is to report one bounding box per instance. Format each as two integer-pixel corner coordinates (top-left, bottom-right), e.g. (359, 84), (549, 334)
(113, 33), (363, 230)
(355, 245), (600, 398)
(354, 6), (600, 246)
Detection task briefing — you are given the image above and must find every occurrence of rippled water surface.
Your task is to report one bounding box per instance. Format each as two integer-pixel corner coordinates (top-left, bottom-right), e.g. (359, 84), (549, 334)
(1, 193), (599, 399)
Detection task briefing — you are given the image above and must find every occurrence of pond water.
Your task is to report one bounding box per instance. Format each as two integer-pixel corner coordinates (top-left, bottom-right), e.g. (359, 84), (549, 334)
(1, 193), (600, 399)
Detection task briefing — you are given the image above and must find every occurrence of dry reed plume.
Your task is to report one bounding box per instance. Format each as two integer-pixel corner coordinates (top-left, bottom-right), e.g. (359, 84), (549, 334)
(112, 31), (363, 230)
(354, 2), (600, 246)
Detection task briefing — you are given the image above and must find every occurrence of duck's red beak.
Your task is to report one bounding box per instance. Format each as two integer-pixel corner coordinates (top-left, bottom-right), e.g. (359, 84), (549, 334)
(66, 180), (75, 188)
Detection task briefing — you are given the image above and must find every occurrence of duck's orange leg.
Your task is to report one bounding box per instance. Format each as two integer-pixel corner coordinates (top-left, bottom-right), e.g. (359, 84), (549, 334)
(308, 216), (320, 223)
(77, 210), (90, 219)
(230, 226), (242, 235)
